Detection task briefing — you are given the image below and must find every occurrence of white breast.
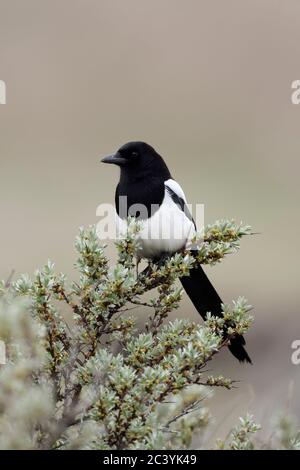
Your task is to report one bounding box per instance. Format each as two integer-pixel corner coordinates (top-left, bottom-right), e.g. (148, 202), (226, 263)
(116, 179), (196, 259)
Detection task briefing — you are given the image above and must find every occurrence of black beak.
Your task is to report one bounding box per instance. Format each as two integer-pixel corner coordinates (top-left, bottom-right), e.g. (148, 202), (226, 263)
(101, 153), (126, 165)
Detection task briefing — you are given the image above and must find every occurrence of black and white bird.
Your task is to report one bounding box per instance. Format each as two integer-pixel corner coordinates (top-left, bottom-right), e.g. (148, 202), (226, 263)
(102, 141), (251, 363)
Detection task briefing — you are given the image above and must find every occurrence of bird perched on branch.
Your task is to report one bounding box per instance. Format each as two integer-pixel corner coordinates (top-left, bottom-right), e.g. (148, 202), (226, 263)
(101, 141), (251, 363)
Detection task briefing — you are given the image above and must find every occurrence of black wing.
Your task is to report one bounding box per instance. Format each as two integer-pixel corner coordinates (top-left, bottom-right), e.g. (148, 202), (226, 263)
(166, 186), (196, 230)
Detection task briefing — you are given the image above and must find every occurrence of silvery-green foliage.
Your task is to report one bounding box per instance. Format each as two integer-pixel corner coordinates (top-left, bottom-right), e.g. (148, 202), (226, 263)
(216, 414), (261, 450)
(0, 298), (54, 449)
(228, 414), (261, 450)
(216, 413), (300, 450)
(272, 414), (300, 450)
(0, 219), (255, 449)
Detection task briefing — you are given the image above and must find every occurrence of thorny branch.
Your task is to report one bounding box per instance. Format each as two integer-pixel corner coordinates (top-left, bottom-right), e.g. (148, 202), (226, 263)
(0, 219), (260, 450)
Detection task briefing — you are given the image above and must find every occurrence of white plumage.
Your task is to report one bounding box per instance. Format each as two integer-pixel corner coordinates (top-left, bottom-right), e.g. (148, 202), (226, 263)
(116, 179), (195, 259)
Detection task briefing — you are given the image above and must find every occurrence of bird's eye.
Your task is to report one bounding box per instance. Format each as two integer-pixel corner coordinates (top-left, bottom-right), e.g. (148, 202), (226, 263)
(131, 151), (138, 158)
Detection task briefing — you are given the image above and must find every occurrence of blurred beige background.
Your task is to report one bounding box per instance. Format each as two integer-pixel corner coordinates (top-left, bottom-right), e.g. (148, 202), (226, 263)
(0, 0), (300, 443)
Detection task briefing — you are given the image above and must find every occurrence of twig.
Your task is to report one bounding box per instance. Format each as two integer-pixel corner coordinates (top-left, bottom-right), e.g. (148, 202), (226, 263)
(163, 395), (209, 430)
(5, 269), (15, 288)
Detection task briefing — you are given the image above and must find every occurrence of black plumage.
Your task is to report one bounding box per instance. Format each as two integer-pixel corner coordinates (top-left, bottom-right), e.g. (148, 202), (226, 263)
(102, 141), (251, 363)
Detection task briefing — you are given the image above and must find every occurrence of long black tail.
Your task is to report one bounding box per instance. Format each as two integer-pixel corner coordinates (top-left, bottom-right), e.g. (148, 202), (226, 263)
(180, 265), (252, 363)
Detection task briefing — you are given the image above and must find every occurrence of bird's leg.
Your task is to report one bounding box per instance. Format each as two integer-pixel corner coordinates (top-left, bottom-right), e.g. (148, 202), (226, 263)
(135, 257), (141, 279)
(155, 252), (171, 268)
(137, 253), (170, 283)
(137, 262), (152, 281)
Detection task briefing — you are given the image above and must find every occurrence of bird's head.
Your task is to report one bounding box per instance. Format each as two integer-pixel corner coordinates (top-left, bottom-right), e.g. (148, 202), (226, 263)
(101, 141), (171, 180)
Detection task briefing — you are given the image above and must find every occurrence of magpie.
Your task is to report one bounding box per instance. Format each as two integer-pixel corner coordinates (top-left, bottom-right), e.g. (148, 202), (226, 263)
(101, 141), (251, 363)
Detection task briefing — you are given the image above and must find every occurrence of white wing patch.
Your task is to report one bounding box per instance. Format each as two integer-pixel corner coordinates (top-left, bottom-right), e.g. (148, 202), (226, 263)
(116, 178), (196, 259)
(164, 179), (187, 202)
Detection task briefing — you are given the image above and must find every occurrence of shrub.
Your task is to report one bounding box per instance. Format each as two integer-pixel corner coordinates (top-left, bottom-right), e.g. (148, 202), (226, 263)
(0, 219), (257, 449)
